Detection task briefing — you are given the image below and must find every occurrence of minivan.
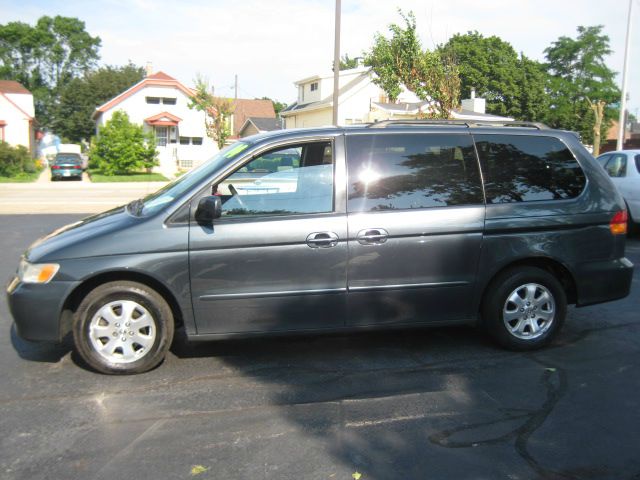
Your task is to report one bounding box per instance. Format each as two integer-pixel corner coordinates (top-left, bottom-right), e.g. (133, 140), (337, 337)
(8, 121), (634, 374)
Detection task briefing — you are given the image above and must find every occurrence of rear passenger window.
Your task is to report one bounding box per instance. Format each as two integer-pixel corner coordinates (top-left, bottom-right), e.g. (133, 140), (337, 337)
(474, 135), (586, 204)
(346, 134), (483, 212)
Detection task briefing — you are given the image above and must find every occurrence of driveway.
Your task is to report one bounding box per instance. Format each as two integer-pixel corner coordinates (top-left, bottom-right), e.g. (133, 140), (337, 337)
(1, 214), (639, 480)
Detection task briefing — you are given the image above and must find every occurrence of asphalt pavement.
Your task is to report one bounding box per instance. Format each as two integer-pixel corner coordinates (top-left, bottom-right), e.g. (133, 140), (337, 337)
(1, 214), (639, 480)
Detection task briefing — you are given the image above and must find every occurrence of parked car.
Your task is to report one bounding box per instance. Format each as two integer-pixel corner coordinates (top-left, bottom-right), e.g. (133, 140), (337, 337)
(8, 121), (634, 374)
(50, 153), (83, 181)
(596, 150), (640, 231)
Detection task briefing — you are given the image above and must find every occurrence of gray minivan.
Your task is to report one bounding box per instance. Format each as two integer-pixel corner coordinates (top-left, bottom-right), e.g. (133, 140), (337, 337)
(7, 121), (634, 374)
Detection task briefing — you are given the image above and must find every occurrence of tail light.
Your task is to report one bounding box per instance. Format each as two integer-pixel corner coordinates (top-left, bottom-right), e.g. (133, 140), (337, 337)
(74, 165), (82, 169)
(610, 210), (628, 235)
(51, 165), (60, 170)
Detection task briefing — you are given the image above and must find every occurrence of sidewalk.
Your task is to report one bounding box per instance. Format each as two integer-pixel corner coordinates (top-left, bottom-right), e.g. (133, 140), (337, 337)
(0, 178), (169, 214)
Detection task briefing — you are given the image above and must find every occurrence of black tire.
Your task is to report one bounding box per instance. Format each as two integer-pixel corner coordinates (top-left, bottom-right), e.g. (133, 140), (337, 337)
(73, 281), (174, 374)
(481, 266), (567, 351)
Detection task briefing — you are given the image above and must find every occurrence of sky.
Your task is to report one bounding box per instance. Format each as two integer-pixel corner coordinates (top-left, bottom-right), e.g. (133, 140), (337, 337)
(2, 0), (639, 115)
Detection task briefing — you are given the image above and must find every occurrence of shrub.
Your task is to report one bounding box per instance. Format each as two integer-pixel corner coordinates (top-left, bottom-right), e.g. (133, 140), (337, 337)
(0, 142), (32, 177)
(89, 110), (158, 175)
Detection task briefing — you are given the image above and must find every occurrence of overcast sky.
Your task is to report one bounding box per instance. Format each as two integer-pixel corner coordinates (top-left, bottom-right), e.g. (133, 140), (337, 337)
(2, 0), (639, 115)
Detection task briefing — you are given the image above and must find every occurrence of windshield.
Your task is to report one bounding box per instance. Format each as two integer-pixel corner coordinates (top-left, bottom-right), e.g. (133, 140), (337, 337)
(133, 141), (252, 216)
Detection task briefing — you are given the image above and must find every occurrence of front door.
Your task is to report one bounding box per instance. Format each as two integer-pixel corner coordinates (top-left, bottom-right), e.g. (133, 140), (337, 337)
(189, 137), (348, 334)
(344, 132), (485, 326)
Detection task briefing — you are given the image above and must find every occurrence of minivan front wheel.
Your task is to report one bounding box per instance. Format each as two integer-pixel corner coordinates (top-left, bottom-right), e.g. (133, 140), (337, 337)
(482, 267), (566, 350)
(73, 281), (174, 374)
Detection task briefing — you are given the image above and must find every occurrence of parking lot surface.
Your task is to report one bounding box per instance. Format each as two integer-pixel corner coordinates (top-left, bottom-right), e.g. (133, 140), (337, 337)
(1, 214), (639, 480)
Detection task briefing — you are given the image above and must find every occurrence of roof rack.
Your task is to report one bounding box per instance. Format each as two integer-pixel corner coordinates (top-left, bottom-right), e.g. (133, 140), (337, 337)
(366, 119), (549, 129)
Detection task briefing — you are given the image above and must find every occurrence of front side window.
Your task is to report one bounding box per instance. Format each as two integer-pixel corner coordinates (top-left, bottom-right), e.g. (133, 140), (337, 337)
(604, 154), (627, 178)
(474, 135), (586, 204)
(217, 141), (334, 217)
(346, 134), (483, 212)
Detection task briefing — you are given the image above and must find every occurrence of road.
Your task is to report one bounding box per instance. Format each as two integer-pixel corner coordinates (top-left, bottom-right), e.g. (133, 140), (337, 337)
(1, 214), (639, 480)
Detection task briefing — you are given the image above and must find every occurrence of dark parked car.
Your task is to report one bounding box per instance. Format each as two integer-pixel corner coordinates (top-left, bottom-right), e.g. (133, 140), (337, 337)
(51, 153), (83, 181)
(8, 121), (634, 374)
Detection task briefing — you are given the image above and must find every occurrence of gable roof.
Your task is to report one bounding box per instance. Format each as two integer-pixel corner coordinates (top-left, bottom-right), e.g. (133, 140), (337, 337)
(144, 111), (182, 126)
(239, 117), (283, 136)
(0, 80), (31, 95)
(231, 99), (276, 136)
(93, 72), (194, 119)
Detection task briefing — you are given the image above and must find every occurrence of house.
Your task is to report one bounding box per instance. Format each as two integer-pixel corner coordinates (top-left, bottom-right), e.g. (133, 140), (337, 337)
(238, 117), (283, 138)
(230, 99), (277, 139)
(93, 71), (216, 175)
(280, 67), (513, 127)
(0, 80), (36, 154)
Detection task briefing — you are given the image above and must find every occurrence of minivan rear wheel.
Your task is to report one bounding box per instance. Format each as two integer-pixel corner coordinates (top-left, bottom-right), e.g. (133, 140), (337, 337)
(482, 267), (566, 350)
(73, 281), (174, 374)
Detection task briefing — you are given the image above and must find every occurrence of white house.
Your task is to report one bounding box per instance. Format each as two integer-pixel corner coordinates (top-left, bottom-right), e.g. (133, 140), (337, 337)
(0, 80), (35, 154)
(281, 67), (513, 127)
(93, 71), (216, 176)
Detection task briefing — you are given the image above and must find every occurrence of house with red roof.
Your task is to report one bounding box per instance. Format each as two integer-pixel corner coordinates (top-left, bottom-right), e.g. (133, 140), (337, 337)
(0, 80), (35, 154)
(93, 71), (216, 175)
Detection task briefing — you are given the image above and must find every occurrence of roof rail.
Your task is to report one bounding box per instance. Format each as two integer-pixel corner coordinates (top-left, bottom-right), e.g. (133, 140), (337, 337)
(367, 119), (549, 130)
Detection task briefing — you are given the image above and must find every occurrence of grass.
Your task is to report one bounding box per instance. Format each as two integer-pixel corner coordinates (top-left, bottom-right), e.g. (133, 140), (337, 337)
(0, 171), (41, 183)
(88, 169), (169, 182)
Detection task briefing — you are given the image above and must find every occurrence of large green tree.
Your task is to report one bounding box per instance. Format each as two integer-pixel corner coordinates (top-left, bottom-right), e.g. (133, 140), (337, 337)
(89, 111), (157, 175)
(544, 25), (620, 150)
(0, 16), (101, 128)
(364, 11), (460, 119)
(53, 63), (145, 142)
(439, 32), (548, 120)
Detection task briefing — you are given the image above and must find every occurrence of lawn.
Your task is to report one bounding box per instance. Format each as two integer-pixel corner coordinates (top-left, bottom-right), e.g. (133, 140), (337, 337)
(88, 170), (169, 182)
(0, 171), (41, 183)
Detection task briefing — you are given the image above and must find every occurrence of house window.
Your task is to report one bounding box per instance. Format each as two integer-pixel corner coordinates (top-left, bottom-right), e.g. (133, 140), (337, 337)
(162, 97), (177, 105)
(146, 97), (161, 104)
(179, 136), (190, 145)
(191, 137), (203, 145)
(180, 159), (193, 169)
(169, 126), (178, 143)
(310, 82), (318, 92)
(155, 126), (168, 146)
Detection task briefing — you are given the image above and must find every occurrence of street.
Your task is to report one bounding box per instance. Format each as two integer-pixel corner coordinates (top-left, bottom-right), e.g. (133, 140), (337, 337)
(1, 214), (639, 480)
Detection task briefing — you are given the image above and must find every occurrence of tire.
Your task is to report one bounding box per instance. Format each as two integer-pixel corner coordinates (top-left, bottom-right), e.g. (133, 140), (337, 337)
(73, 281), (174, 374)
(481, 266), (567, 351)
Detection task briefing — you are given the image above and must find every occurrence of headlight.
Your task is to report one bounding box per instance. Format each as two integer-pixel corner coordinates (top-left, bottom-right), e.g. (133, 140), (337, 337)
(18, 259), (60, 284)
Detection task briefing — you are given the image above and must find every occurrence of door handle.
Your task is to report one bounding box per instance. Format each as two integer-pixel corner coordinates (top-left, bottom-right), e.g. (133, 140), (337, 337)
(356, 228), (389, 245)
(306, 231), (339, 248)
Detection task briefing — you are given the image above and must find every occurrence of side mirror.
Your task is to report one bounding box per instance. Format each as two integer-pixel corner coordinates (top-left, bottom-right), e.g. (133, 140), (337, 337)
(195, 195), (222, 225)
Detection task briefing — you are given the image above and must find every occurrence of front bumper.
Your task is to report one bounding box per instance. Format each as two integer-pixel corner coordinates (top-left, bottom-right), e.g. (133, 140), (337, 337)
(7, 277), (79, 342)
(575, 257), (634, 307)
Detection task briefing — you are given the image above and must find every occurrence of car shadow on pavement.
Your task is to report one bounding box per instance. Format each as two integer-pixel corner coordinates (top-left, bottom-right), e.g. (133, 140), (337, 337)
(10, 323), (72, 363)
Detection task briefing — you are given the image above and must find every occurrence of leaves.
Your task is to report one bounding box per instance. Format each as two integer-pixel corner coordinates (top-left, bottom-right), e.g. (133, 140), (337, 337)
(190, 465), (209, 476)
(188, 77), (235, 149)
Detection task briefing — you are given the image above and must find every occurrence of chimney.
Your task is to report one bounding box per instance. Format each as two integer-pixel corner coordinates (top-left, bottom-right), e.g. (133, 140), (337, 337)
(145, 62), (153, 77)
(461, 88), (485, 114)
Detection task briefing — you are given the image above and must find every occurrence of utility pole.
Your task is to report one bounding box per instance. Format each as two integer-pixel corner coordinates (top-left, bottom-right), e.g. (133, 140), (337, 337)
(332, 0), (341, 126)
(234, 74), (238, 101)
(617, 0), (634, 150)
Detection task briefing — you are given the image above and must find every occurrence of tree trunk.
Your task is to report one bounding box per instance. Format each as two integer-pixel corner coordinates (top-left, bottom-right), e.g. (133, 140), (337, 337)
(587, 98), (606, 156)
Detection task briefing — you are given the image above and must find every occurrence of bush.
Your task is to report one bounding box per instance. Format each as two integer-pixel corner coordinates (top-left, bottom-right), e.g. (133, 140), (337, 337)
(0, 142), (32, 177)
(89, 111), (159, 175)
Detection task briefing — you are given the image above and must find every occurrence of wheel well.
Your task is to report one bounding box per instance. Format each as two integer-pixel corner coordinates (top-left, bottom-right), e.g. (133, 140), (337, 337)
(60, 271), (185, 336)
(481, 257), (578, 308)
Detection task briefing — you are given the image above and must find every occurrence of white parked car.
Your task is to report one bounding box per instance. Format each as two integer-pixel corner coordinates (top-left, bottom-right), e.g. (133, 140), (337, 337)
(597, 150), (640, 230)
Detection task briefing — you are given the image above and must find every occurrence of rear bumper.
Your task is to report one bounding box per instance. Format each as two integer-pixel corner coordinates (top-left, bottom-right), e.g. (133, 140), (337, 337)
(51, 169), (82, 178)
(6, 277), (79, 342)
(574, 257), (634, 307)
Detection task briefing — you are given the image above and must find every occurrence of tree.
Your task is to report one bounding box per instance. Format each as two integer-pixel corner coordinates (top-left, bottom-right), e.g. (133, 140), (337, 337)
(89, 111), (157, 175)
(364, 11), (460, 119)
(0, 16), (101, 128)
(544, 25), (620, 147)
(189, 77), (235, 149)
(339, 54), (360, 70)
(439, 32), (548, 120)
(52, 63), (146, 142)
